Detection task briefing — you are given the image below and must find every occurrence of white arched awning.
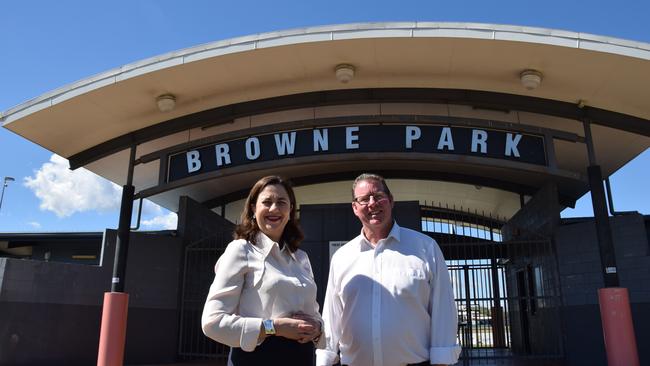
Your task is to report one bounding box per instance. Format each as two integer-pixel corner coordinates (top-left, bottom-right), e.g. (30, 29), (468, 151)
(2, 22), (649, 215)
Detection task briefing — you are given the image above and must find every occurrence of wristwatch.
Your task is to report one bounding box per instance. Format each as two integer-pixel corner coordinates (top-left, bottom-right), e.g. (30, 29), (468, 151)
(263, 319), (276, 335)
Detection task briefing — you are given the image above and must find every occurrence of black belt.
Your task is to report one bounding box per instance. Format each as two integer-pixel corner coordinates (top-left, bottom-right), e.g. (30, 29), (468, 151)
(343, 362), (429, 366)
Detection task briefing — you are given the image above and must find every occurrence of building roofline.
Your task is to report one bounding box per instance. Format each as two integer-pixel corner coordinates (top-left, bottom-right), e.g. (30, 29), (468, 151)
(3, 21), (650, 125)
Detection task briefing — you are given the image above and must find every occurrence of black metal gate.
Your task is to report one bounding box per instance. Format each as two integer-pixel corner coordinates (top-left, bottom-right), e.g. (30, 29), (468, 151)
(178, 232), (232, 362)
(422, 205), (564, 363)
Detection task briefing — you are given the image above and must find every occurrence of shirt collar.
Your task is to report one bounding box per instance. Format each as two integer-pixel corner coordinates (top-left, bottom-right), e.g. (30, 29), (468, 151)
(359, 221), (401, 249)
(256, 231), (297, 261)
(387, 221), (401, 242)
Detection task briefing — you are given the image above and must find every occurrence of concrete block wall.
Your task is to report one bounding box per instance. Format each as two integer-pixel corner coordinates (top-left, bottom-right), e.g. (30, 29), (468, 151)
(554, 213), (650, 366)
(555, 214), (650, 305)
(177, 195), (235, 247)
(502, 183), (561, 240)
(0, 256), (108, 365)
(0, 230), (183, 365)
(555, 222), (604, 306)
(611, 214), (650, 302)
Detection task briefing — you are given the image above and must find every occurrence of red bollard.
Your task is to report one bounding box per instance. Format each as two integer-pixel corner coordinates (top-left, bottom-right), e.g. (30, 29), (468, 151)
(97, 292), (129, 366)
(598, 287), (639, 366)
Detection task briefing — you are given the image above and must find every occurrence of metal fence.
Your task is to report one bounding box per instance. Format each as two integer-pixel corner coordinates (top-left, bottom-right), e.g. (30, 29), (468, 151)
(422, 205), (564, 362)
(178, 233), (231, 361)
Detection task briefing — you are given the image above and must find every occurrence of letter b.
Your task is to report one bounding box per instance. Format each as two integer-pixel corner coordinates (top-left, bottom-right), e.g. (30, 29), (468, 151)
(186, 150), (201, 173)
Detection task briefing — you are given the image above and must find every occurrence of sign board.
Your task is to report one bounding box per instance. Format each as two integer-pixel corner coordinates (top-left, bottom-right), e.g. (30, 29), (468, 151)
(167, 124), (546, 182)
(329, 241), (347, 262)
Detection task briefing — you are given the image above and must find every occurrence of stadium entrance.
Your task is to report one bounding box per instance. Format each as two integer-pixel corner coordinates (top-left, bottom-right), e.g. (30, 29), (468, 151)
(3, 23), (649, 366)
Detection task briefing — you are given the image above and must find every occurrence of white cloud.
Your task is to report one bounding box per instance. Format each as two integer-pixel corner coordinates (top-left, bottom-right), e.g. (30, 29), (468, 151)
(24, 154), (179, 231)
(28, 221), (41, 228)
(141, 212), (178, 230)
(140, 199), (164, 217)
(24, 154), (122, 218)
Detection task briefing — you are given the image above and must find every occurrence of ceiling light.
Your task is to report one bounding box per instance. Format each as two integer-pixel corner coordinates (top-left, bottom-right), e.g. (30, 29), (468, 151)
(335, 64), (355, 83)
(156, 94), (176, 112)
(520, 70), (543, 90)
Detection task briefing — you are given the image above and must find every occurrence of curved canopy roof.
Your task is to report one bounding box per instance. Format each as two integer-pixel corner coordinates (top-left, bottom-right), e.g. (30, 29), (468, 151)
(2, 22), (649, 215)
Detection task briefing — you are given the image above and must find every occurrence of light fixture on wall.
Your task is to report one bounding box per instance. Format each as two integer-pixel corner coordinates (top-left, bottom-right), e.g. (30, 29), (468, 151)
(156, 94), (176, 112)
(520, 69), (543, 90)
(335, 64), (355, 83)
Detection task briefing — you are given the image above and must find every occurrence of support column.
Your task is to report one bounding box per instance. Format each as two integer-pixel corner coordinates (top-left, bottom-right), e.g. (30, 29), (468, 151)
(587, 165), (619, 287)
(583, 121), (639, 366)
(598, 288), (639, 366)
(97, 146), (136, 366)
(112, 184), (136, 292)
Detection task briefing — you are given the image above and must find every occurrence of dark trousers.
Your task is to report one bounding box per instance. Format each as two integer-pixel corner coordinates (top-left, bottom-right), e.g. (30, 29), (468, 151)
(230, 336), (314, 366)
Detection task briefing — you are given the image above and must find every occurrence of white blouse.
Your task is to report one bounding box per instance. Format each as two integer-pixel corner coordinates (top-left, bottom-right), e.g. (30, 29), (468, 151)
(201, 232), (324, 353)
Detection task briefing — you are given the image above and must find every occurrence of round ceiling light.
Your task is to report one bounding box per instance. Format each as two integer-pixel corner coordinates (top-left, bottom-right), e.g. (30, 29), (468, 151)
(156, 94), (176, 112)
(520, 70), (543, 90)
(335, 64), (355, 83)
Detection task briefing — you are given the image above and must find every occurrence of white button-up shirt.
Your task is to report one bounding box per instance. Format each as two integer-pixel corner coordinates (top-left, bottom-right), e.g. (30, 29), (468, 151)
(202, 232), (324, 359)
(316, 223), (461, 366)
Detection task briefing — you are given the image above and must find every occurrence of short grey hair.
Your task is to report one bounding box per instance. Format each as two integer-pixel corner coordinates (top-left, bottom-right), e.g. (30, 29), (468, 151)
(351, 173), (392, 199)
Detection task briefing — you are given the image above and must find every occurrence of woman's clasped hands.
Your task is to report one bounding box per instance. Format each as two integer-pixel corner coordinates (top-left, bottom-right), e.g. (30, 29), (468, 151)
(272, 312), (322, 344)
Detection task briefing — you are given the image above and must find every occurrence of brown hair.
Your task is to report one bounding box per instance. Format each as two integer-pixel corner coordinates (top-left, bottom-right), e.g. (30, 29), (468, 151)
(351, 173), (393, 200)
(234, 175), (304, 252)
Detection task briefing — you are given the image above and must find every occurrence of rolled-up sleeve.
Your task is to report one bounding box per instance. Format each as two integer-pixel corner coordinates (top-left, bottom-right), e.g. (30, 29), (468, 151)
(429, 243), (462, 365)
(201, 240), (262, 351)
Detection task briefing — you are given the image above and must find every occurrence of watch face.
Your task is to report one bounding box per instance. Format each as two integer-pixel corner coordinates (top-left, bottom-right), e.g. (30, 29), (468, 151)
(263, 319), (275, 335)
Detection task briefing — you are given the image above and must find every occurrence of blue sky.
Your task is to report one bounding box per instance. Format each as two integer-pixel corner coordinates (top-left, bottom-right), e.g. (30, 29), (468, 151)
(1, 0), (648, 232)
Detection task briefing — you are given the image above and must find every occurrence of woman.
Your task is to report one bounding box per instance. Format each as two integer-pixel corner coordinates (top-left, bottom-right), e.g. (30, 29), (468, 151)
(202, 176), (323, 366)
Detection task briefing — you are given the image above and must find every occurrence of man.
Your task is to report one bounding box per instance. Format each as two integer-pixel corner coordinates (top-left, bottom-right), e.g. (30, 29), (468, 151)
(316, 173), (461, 366)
